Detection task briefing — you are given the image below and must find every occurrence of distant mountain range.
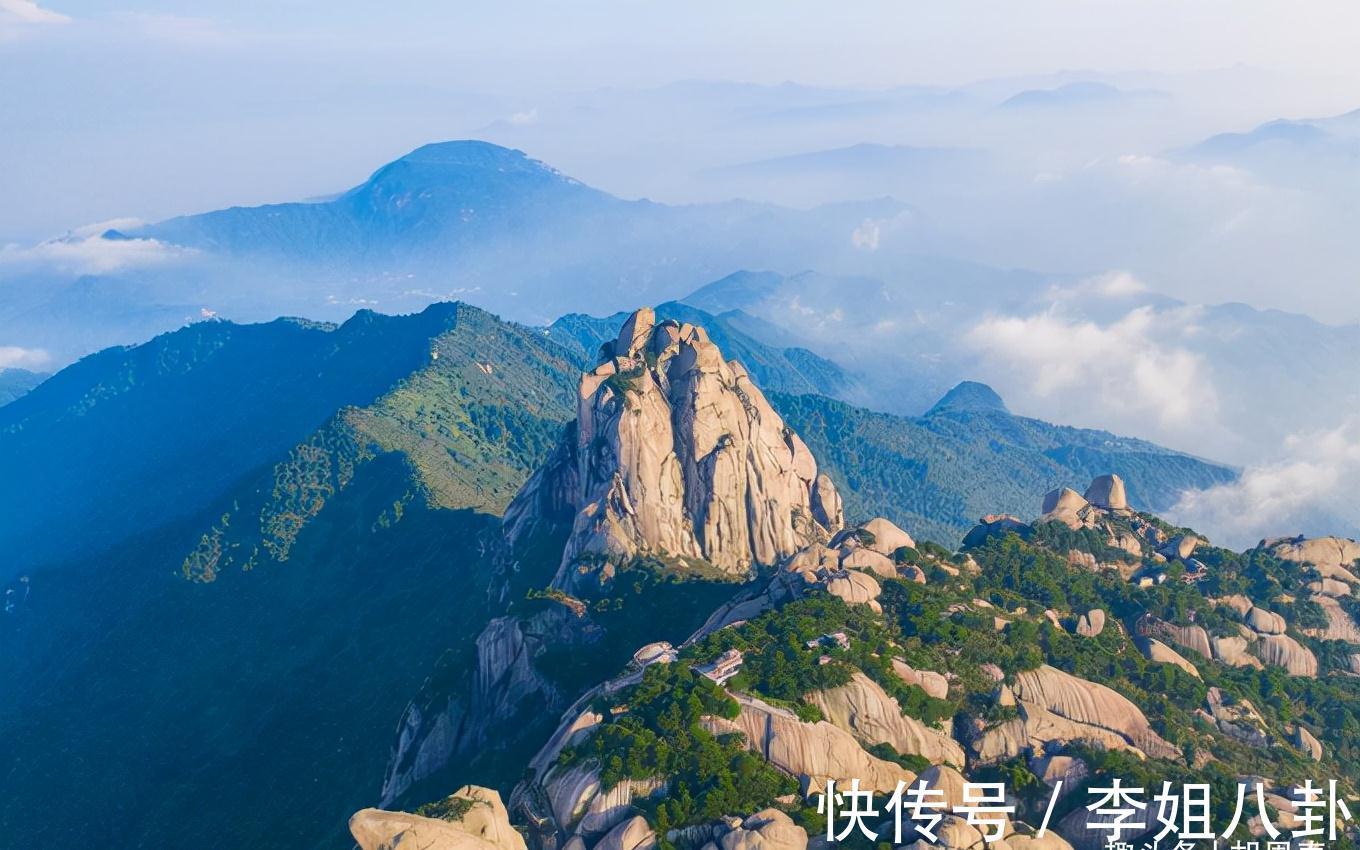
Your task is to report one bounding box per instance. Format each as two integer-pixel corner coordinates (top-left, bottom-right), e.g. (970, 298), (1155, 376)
(1, 141), (912, 365)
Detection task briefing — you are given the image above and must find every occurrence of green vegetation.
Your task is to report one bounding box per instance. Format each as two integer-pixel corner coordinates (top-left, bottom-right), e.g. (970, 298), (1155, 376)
(770, 391), (1235, 546)
(414, 795), (475, 822)
(559, 663), (796, 834)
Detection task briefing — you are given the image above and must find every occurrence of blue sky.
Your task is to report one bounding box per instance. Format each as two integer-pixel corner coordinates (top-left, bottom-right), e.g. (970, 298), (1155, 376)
(4, 0), (1360, 239)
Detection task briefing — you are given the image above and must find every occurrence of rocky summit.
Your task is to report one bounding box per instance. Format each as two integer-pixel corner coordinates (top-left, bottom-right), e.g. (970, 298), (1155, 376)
(516, 308), (844, 592)
(357, 310), (1360, 850)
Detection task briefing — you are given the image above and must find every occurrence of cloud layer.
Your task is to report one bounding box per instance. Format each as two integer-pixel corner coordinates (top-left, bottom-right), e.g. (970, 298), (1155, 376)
(1167, 416), (1360, 548)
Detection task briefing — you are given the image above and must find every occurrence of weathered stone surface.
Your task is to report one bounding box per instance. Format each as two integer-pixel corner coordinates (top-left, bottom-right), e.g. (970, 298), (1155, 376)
(1305, 596), (1360, 643)
(706, 694), (914, 793)
(1293, 725), (1324, 761)
(1164, 623), (1212, 659)
(892, 658), (950, 700)
(1010, 666), (1178, 759)
(1266, 536), (1360, 582)
(1075, 610), (1105, 637)
(859, 517), (915, 556)
(1254, 633), (1318, 677)
(1309, 578), (1354, 598)
(1246, 607), (1287, 635)
(808, 672), (965, 767)
(1141, 638), (1201, 678)
(1159, 534), (1199, 561)
(547, 309), (841, 591)
(1030, 754), (1089, 797)
(1212, 635), (1264, 669)
(810, 474), (844, 532)
(351, 786), (526, 850)
(1042, 487), (1090, 518)
(596, 816), (656, 850)
(1083, 474), (1128, 511)
(716, 808), (807, 850)
(917, 764), (970, 809)
(1206, 688), (1269, 747)
(1214, 595), (1254, 617)
(840, 546), (897, 578)
(823, 570), (882, 610)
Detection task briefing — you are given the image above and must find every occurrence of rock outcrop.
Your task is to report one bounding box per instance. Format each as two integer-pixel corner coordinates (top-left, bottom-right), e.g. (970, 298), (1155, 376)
(1245, 607), (1287, 635)
(1265, 536), (1360, 583)
(351, 786), (527, 850)
(707, 809), (807, 850)
(808, 672), (966, 767)
(1140, 638), (1200, 678)
(1253, 633), (1318, 677)
(705, 694), (915, 793)
(1075, 610), (1105, 637)
(1009, 665), (1178, 759)
(596, 816), (656, 850)
(1293, 725), (1324, 761)
(541, 308), (842, 591)
(892, 659), (950, 700)
(1083, 474), (1129, 512)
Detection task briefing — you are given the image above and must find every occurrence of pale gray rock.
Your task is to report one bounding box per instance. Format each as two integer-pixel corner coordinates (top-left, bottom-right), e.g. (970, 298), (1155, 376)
(1140, 638), (1201, 678)
(1266, 536), (1360, 583)
(1030, 754), (1089, 798)
(1075, 610), (1105, 637)
(705, 694), (914, 793)
(1293, 725), (1324, 761)
(1212, 635), (1264, 669)
(717, 809), (807, 850)
(1009, 665), (1179, 759)
(860, 517), (915, 556)
(596, 816), (657, 850)
(544, 309), (842, 590)
(1083, 474), (1129, 511)
(1246, 607), (1287, 635)
(351, 786), (527, 850)
(891, 658), (950, 700)
(1253, 633), (1318, 677)
(807, 671), (966, 766)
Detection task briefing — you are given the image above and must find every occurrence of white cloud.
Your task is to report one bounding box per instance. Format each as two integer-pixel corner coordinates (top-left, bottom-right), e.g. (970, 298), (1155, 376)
(1167, 416), (1360, 549)
(965, 305), (1217, 432)
(1044, 270), (1150, 303)
(0, 345), (49, 370)
(0, 0), (69, 25)
(508, 108), (539, 126)
(0, 223), (195, 276)
(958, 304), (1252, 464)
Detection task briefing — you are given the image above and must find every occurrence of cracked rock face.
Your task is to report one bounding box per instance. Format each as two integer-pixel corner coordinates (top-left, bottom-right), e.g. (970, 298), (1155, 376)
(539, 308), (841, 591)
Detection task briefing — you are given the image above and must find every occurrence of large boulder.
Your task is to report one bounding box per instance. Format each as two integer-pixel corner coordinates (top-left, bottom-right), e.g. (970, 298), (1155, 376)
(807, 672), (966, 767)
(1293, 725), (1324, 761)
(1245, 607), (1287, 635)
(1040, 488), (1091, 529)
(351, 786), (527, 850)
(705, 694), (914, 793)
(1304, 596), (1360, 643)
(1009, 665), (1179, 759)
(839, 546), (897, 579)
(1083, 474), (1129, 511)
(596, 816), (656, 850)
(1140, 638), (1201, 678)
(1253, 633), (1318, 677)
(540, 309), (842, 591)
(1075, 610), (1105, 638)
(859, 517), (915, 556)
(1212, 635), (1264, 669)
(715, 809), (807, 850)
(823, 569), (882, 611)
(1265, 536), (1360, 583)
(891, 658), (950, 700)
